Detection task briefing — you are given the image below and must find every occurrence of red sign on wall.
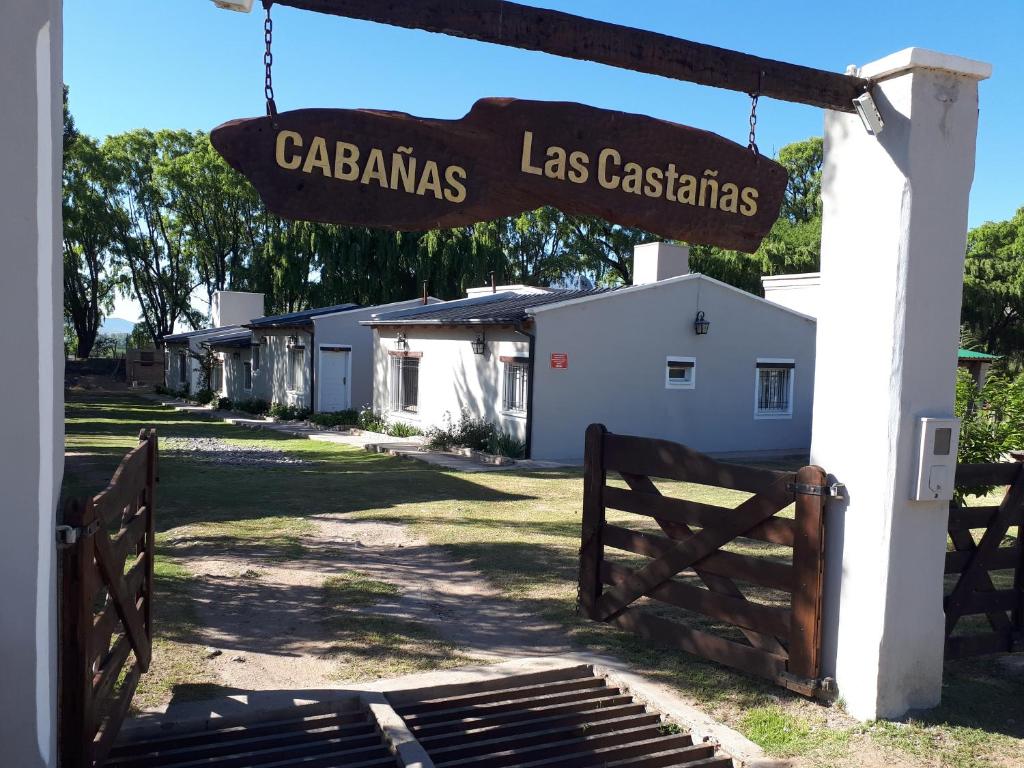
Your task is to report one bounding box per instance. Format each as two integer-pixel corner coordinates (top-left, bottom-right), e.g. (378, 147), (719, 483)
(550, 353), (569, 369)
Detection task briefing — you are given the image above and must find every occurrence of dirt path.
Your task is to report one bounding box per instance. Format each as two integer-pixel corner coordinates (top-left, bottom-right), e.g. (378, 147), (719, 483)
(184, 514), (571, 692)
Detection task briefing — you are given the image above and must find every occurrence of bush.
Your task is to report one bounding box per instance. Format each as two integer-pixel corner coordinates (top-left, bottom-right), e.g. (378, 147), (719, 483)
(488, 430), (526, 459)
(153, 384), (169, 395)
(234, 398), (270, 415)
(268, 402), (311, 421)
(955, 367), (1024, 496)
(217, 397), (233, 411)
(357, 407), (389, 433)
(309, 409), (360, 428)
(426, 410), (495, 452)
(193, 388), (216, 406)
(386, 421), (421, 438)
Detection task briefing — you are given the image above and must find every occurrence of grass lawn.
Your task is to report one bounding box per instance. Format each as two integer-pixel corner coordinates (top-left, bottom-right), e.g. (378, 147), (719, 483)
(63, 390), (1023, 768)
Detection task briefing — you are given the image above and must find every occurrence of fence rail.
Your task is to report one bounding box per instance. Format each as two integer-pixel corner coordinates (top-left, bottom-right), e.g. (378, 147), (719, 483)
(59, 429), (158, 768)
(578, 424), (827, 695)
(945, 461), (1024, 659)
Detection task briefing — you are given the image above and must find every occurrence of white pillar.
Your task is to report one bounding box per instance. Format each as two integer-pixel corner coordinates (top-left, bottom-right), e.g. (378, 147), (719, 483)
(812, 48), (990, 720)
(0, 1), (62, 764)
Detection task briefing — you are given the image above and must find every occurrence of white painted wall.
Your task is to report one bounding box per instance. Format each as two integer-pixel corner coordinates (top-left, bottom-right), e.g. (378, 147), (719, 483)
(372, 326), (530, 443)
(761, 273), (821, 318)
(0, 1), (61, 763)
(812, 48), (990, 720)
(211, 290), (265, 328)
(632, 242), (690, 285)
(530, 276), (816, 461)
(250, 330), (312, 409)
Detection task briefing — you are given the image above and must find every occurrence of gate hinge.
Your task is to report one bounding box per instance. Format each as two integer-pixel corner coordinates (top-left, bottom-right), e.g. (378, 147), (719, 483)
(787, 482), (845, 499)
(55, 521), (100, 549)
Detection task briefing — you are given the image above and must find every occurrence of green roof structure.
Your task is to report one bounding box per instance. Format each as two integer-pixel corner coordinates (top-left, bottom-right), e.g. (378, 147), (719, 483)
(957, 348), (999, 361)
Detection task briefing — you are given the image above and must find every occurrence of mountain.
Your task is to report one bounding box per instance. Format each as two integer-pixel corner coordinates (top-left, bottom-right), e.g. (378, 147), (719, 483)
(100, 317), (135, 335)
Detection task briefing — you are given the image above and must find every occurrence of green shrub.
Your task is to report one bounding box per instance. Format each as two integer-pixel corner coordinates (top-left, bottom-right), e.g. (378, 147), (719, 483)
(193, 388), (216, 405)
(357, 407), (389, 433)
(426, 410), (494, 452)
(153, 384), (169, 395)
(387, 421), (421, 438)
(955, 367), (1024, 496)
(234, 398), (270, 415)
(268, 402), (311, 421)
(488, 430), (526, 459)
(309, 410), (360, 428)
(217, 397), (233, 411)
(175, 385), (189, 399)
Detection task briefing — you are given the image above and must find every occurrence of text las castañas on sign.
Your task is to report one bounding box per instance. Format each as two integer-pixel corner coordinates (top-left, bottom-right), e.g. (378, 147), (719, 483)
(212, 98), (787, 252)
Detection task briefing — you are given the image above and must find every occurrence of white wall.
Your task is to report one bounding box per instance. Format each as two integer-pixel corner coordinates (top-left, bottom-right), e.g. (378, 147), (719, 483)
(373, 326), (530, 443)
(761, 273), (821, 318)
(530, 276), (817, 461)
(212, 290), (265, 328)
(251, 330), (312, 409)
(0, 1), (61, 763)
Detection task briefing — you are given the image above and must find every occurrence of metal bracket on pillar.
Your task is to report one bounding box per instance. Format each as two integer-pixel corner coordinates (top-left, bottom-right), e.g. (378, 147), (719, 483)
(787, 481), (846, 499)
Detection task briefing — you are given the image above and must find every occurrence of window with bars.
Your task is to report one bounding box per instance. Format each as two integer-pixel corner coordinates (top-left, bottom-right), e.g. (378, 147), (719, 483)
(503, 362), (529, 413)
(390, 357), (420, 413)
(178, 352), (186, 384)
(252, 344), (260, 372)
(212, 362), (224, 393)
(243, 362), (253, 390)
(665, 357), (696, 389)
(754, 360), (795, 418)
(288, 347), (304, 391)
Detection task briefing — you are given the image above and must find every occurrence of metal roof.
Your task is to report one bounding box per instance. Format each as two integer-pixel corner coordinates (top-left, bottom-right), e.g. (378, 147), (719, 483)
(247, 303), (360, 328)
(958, 348), (999, 361)
(366, 289), (612, 326)
(162, 325), (248, 344)
(207, 328), (254, 348)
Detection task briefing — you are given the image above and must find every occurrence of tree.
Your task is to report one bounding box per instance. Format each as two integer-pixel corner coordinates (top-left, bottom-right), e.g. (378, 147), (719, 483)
(961, 207), (1024, 370)
(561, 216), (654, 286)
(62, 90), (120, 358)
(103, 129), (200, 343)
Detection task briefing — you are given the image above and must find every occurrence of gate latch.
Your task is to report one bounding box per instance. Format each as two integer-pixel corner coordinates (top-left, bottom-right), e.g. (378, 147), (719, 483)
(787, 482), (846, 500)
(55, 521), (99, 549)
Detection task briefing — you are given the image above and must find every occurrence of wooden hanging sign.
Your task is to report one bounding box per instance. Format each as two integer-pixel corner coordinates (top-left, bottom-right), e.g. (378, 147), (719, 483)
(211, 98), (787, 252)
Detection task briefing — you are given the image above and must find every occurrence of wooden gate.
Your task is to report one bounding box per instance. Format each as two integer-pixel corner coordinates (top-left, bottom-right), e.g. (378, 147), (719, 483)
(945, 461), (1024, 659)
(59, 429), (158, 768)
(578, 424), (828, 695)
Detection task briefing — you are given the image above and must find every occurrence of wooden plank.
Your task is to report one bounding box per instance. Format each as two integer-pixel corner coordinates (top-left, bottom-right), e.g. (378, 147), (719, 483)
(578, 423), (607, 619)
(946, 526), (1012, 633)
(91, 556), (146, 668)
(109, 507), (148, 569)
(92, 524), (152, 671)
(955, 462), (1022, 488)
(619, 471), (787, 655)
(92, 444), (149, 525)
(948, 590), (1019, 615)
(92, 663), (142, 768)
(945, 545), (1019, 573)
(604, 485), (794, 546)
(604, 433), (791, 493)
(602, 524), (794, 591)
(92, 634), (133, 707)
(143, 431), (157, 640)
(278, 0), (868, 112)
(59, 498), (95, 768)
(945, 475), (1024, 634)
(945, 631), (1016, 660)
(947, 505), (1018, 531)
(613, 608), (786, 681)
(595, 476), (792, 621)
(601, 561), (791, 638)
(787, 465), (827, 681)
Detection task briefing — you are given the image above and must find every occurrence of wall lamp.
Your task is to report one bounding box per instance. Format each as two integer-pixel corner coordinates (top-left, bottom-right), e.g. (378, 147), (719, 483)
(694, 311), (710, 336)
(395, 332), (408, 351)
(471, 333), (486, 355)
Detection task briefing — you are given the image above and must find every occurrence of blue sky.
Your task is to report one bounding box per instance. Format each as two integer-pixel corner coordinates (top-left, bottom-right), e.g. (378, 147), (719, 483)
(65, 1), (1022, 320)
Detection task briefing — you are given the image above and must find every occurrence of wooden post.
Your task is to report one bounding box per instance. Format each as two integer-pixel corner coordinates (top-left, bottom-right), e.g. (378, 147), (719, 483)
(1011, 470), (1024, 641)
(788, 465), (828, 681)
(579, 423), (607, 619)
(142, 430), (156, 641)
(58, 498), (95, 768)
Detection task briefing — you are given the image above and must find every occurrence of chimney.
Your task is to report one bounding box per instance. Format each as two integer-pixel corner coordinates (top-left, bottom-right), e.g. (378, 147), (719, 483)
(631, 242), (690, 286)
(490, 271), (497, 293)
(212, 290), (266, 327)
(422, 280), (429, 305)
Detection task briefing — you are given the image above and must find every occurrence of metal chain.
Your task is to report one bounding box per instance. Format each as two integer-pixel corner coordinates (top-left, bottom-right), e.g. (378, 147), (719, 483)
(748, 69), (763, 157)
(263, 1), (278, 125)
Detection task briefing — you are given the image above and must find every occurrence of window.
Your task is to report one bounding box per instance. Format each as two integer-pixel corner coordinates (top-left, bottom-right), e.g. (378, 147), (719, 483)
(389, 356), (420, 413)
(503, 362), (529, 414)
(211, 361), (224, 392)
(140, 350), (154, 364)
(164, 352), (170, 372)
(178, 352), (186, 384)
(243, 362), (253, 390)
(665, 356), (696, 389)
(754, 360), (795, 419)
(288, 347), (304, 391)
(252, 343), (260, 372)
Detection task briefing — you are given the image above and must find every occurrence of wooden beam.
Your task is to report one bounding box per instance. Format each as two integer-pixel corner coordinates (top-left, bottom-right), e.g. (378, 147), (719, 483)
(277, 0), (869, 112)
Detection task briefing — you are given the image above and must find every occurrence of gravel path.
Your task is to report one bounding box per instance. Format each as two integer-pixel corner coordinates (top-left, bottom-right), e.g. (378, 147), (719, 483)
(163, 436), (315, 467)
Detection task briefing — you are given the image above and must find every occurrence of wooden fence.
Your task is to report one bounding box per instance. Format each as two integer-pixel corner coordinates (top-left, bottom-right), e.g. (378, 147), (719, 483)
(578, 424), (828, 695)
(945, 461), (1024, 659)
(59, 429), (158, 768)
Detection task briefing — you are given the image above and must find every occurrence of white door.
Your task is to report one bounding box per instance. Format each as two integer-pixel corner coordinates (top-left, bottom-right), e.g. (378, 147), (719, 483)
(318, 346), (352, 412)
